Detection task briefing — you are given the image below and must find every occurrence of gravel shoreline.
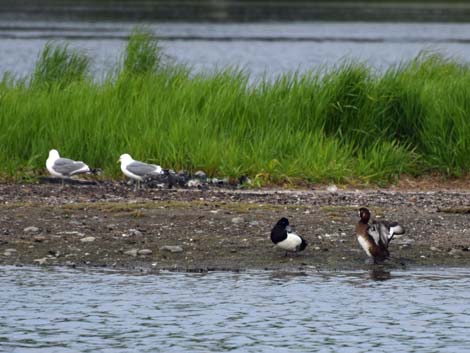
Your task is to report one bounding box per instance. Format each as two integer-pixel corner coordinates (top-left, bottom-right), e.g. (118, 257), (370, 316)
(1, 182), (470, 271)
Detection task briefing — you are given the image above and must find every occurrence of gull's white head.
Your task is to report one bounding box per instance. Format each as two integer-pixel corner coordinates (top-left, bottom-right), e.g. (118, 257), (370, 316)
(48, 149), (60, 160)
(118, 153), (133, 165)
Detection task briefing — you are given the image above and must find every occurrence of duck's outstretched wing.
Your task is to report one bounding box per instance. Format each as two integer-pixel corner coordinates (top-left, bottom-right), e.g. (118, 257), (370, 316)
(367, 224), (381, 246)
(374, 220), (405, 243)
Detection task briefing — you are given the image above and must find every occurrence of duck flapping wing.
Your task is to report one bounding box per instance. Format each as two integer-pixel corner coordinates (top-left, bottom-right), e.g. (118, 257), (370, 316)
(367, 223), (391, 247)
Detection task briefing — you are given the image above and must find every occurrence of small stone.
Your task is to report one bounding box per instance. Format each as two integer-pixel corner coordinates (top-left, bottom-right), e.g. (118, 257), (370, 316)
(160, 245), (183, 253)
(124, 249), (138, 257)
(138, 249), (153, 256)
(129, 229), (143, 237)
(34, 257), (48, 265)
(3, 248), (17, 256)
(430, 246), (440, 252)
(49, 250), (61, 258)
(24, 226), (40, 234)
(327, 184), (338, 193)
(187, 180), (202, 188)
(80, 236), (96, 243)
(194, 170), (207, 180)
(107, 224), (117, 230)
(33, 235), (46, 242)
(57, 231), (85, 236)
(448, 249), (460, 256)
(231, 217), (244, 224)
(248, 221), (259, 226)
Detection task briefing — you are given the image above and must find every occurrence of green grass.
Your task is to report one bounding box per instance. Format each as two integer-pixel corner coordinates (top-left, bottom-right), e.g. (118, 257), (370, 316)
(1, 30), (470, 185)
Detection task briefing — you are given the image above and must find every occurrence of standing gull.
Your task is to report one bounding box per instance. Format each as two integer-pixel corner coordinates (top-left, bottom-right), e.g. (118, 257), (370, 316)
(46, 149), (98, 185)
(118, 153), (163, 190)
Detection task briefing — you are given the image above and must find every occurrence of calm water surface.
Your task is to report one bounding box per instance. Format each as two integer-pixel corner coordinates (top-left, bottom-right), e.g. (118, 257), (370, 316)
(2, 20), (470, 79)
(1, 266), (470, 352)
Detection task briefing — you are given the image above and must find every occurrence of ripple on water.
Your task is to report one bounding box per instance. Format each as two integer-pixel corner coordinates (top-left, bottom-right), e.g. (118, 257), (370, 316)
(1, 266), (470, 352)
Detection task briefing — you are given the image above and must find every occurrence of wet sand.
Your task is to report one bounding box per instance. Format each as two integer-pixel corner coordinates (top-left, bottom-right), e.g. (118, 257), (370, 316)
(1, 182), (470, 271)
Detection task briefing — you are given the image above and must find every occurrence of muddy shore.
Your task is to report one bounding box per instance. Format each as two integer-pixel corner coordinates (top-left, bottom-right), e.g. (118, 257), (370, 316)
(1, 182), (470, 271)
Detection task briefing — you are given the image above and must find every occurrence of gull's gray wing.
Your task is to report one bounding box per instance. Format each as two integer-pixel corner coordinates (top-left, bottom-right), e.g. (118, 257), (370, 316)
(52, 158), (88, 176)
(126, 161), (161, 177)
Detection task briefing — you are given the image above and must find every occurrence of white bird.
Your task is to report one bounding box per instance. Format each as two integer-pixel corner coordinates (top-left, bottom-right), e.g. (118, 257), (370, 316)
(118, 153), (163, 190)
(46, 149), (95, 185)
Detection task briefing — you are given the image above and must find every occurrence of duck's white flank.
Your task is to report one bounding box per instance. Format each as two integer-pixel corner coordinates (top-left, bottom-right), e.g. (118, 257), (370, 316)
(276, 232), (302, 251)
(358, 236), (372, 257)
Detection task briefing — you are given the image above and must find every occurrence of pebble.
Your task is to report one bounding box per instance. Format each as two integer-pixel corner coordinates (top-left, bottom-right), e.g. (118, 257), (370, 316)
(231, 217), (244, 224)
(24, 226), (40, 234)
(448, 249), (460, 256)
(138, 249), (153, 256)
(194, 170), (207, 180)
(160, 245), (184, 253)
(187, 180), (202, 188)
(327, 185), (338, 193)
(3, 248), (17, 256)
(34, 257), (48, 265)
(80, 236), (96, 243)
(33, 235), (46, 242)
(124, 249), (138, 257)
(129, 229), (143, 237)
(57, 231), (85, 236)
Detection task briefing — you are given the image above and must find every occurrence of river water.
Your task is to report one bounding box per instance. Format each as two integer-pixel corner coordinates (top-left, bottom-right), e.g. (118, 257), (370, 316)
(2, 20), (470, 80)
(1, 266), (470, 352)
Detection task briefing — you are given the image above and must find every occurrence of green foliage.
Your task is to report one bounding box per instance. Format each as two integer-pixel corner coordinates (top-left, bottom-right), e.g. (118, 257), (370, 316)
(32, 42), (90, 89)
(122, 28), (161, 75)
(1, 34), (470, 185)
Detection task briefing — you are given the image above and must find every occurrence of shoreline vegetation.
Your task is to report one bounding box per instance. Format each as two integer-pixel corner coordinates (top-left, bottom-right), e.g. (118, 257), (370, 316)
(1, 30), (470, 187)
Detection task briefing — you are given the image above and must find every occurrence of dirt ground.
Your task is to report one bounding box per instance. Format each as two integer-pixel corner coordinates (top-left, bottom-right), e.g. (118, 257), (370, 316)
(1, 181), (470, 272)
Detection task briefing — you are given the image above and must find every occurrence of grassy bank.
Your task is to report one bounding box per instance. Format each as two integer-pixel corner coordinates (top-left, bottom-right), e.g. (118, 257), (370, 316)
(1, 31), (470, 185)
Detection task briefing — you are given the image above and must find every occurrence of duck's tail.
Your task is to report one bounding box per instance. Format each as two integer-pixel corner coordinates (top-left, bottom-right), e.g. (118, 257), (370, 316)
(299, 237), (308, 251)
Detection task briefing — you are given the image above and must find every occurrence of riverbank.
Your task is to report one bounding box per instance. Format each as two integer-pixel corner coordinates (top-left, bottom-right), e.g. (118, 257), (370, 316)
(3, 33), (470, 185)
(1, 182), (470, 271)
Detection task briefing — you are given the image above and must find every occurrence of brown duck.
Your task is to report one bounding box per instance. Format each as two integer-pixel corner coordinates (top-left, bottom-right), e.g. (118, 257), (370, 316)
(355, 207), (405, 264)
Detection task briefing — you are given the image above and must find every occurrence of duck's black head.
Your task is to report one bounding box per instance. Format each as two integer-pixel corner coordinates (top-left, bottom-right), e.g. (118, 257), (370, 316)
(359, 207), (371, 223)
(276, 217), (289, 228)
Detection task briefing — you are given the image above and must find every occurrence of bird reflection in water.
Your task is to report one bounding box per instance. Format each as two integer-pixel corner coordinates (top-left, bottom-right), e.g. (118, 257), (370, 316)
(368, 269), (392, 281)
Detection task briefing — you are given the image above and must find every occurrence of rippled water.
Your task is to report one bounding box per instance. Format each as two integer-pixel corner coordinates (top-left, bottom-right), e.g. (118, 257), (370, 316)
(2, 20), (470, 79)
(1, 266), (470, 352)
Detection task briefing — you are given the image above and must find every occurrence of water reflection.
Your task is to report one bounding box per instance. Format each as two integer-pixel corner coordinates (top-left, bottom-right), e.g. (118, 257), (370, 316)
(368, 269), (392, 281)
